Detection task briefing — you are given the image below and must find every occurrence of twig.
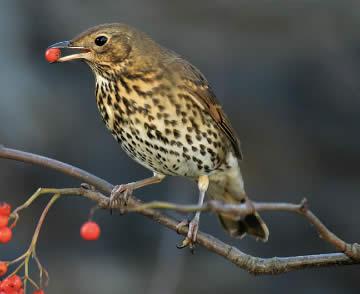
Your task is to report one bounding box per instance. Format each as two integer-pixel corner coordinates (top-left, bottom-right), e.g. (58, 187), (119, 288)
(1, 145), (359, 274)
(7, 193), (61, 293)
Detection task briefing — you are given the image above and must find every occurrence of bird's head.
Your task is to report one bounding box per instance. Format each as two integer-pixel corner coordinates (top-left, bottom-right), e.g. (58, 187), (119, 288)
(49, 23), (164, 78)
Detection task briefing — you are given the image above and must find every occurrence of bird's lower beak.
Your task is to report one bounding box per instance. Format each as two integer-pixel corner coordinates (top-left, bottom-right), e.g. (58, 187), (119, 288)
(48, 40), (90, 63)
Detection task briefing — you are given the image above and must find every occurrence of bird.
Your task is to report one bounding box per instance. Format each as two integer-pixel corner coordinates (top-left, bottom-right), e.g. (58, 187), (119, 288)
(48, 23), (269, 249)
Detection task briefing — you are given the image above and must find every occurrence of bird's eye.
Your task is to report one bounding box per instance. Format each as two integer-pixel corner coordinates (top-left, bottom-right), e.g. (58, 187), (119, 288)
(95, 36), (108, 46)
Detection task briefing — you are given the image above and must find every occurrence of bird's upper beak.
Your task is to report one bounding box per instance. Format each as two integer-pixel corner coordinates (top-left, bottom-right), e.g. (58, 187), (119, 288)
(48, 40), (91, 63)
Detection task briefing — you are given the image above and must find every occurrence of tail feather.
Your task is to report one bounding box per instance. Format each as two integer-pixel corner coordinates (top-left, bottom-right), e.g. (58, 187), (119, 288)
(217, 212), (269, 241)
(207, 158), (269, 241)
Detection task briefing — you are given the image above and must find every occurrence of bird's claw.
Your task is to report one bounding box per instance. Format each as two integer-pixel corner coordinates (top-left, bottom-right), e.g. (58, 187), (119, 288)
(175, 219), (189, 234)
(109, 184), (134, 213)
(176, 218), (199, 253)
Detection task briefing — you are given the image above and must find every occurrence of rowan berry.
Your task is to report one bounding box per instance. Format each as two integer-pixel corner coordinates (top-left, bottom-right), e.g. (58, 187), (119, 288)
(33, 290), (45, 294)
(0, 215), (8, 228)
(0, 227), (12, 243)
(11, 275), (22, 290)
(0, 261), (7, 276)
(0, 203), (10, 216)
(0, 280), (5, 291)
(80, 221), (100, 241)
(45, 48), (61, 63)
(1, 278), (11, 292)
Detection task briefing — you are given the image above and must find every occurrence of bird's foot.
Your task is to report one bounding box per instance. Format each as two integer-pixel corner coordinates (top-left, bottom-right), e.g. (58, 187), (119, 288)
(109, 183), (134, 213)
(176, 217), (200, 253)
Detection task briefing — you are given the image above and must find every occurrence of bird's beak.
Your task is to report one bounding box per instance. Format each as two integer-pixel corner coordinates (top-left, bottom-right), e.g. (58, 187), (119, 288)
(48, 40), (91, 63)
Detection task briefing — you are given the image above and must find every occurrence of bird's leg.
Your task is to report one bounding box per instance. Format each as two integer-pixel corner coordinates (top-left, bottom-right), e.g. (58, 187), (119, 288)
(176, 175), (209, 252)
(110, 173), (165, 210)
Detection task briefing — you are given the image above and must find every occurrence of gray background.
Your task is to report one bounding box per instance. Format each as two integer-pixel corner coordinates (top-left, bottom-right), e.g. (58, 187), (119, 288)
(1, 0), (359, 293)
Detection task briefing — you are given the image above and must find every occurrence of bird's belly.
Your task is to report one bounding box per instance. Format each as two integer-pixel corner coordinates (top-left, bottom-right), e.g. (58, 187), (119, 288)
(112, 121), (225, 177)
(103, 110), (227, 177)
(96, 79), (229, 177)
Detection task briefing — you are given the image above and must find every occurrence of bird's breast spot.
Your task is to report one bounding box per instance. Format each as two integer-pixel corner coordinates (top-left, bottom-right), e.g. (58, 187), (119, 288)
(104, 103), (115, 126)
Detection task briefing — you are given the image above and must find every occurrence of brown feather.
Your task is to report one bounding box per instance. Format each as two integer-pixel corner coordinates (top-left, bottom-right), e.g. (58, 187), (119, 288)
(169, 60), (243, 159)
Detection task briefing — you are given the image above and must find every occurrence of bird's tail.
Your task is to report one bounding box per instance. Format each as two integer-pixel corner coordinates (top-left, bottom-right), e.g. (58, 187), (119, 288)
(207, 165), (269, 241)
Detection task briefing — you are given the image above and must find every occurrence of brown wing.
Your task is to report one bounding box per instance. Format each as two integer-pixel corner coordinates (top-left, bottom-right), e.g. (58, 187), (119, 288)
(169, 59), (242, 159)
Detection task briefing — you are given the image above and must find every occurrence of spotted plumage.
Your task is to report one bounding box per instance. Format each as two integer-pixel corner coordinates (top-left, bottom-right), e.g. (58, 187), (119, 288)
(49, 23), (269, 247)
(95, 70), (229, 177)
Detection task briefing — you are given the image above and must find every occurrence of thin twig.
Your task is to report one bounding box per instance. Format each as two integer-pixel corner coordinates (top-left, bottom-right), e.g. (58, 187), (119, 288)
(1, 145), (359, 274)
(6, 193), (60, 293)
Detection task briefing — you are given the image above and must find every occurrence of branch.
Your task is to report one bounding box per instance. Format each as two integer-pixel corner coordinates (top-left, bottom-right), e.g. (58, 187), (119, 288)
(0, 145), (113, 193)
(0, 145), (359, 275)
(131, 199), (360, 260)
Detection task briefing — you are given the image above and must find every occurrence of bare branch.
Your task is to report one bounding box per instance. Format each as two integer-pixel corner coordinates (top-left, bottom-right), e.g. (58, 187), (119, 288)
(0, 145), (113, 193)
(131, 199), (360, 260)
(1, 145), (359, 274)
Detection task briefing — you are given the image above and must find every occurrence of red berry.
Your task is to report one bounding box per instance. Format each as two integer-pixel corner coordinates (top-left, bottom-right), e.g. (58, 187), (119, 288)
(18, 289), (24, 294)
(1, 278), (11, 292)
(45, 48), (61, 63)
(80, 221), (100, 241)
(0, 215), (8, 228)
(33, 290), (45, 294)
(0, 203), (10, 216)
(0, 280), (5, 291)
(8, 275), (22, 290)
(0, 227), (12, 243)
(1, 275), (22, 292)
(0, 261), (7, 276)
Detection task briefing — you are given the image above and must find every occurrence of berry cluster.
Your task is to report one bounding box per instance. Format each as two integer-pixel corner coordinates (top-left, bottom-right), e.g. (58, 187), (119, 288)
(0, 273), (45, 294)
(1, 195), (101, 294)
(0, 274), (23, 294)
(0, 202), (44, 294)
(0, 203), (11, 243)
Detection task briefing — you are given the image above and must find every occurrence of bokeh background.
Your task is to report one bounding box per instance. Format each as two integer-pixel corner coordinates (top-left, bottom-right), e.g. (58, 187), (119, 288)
(1, 0), (360, 293)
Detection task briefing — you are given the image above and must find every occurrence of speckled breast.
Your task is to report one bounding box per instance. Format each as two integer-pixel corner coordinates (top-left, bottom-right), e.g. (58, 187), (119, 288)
(95, 74), (230, 177)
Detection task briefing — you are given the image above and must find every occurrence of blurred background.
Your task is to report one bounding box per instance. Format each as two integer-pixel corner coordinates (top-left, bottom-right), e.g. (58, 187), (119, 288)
(1, 0), (360, 293)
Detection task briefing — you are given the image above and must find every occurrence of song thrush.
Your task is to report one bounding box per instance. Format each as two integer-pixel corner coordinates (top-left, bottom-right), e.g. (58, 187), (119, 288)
(49, 23), (269, 248)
